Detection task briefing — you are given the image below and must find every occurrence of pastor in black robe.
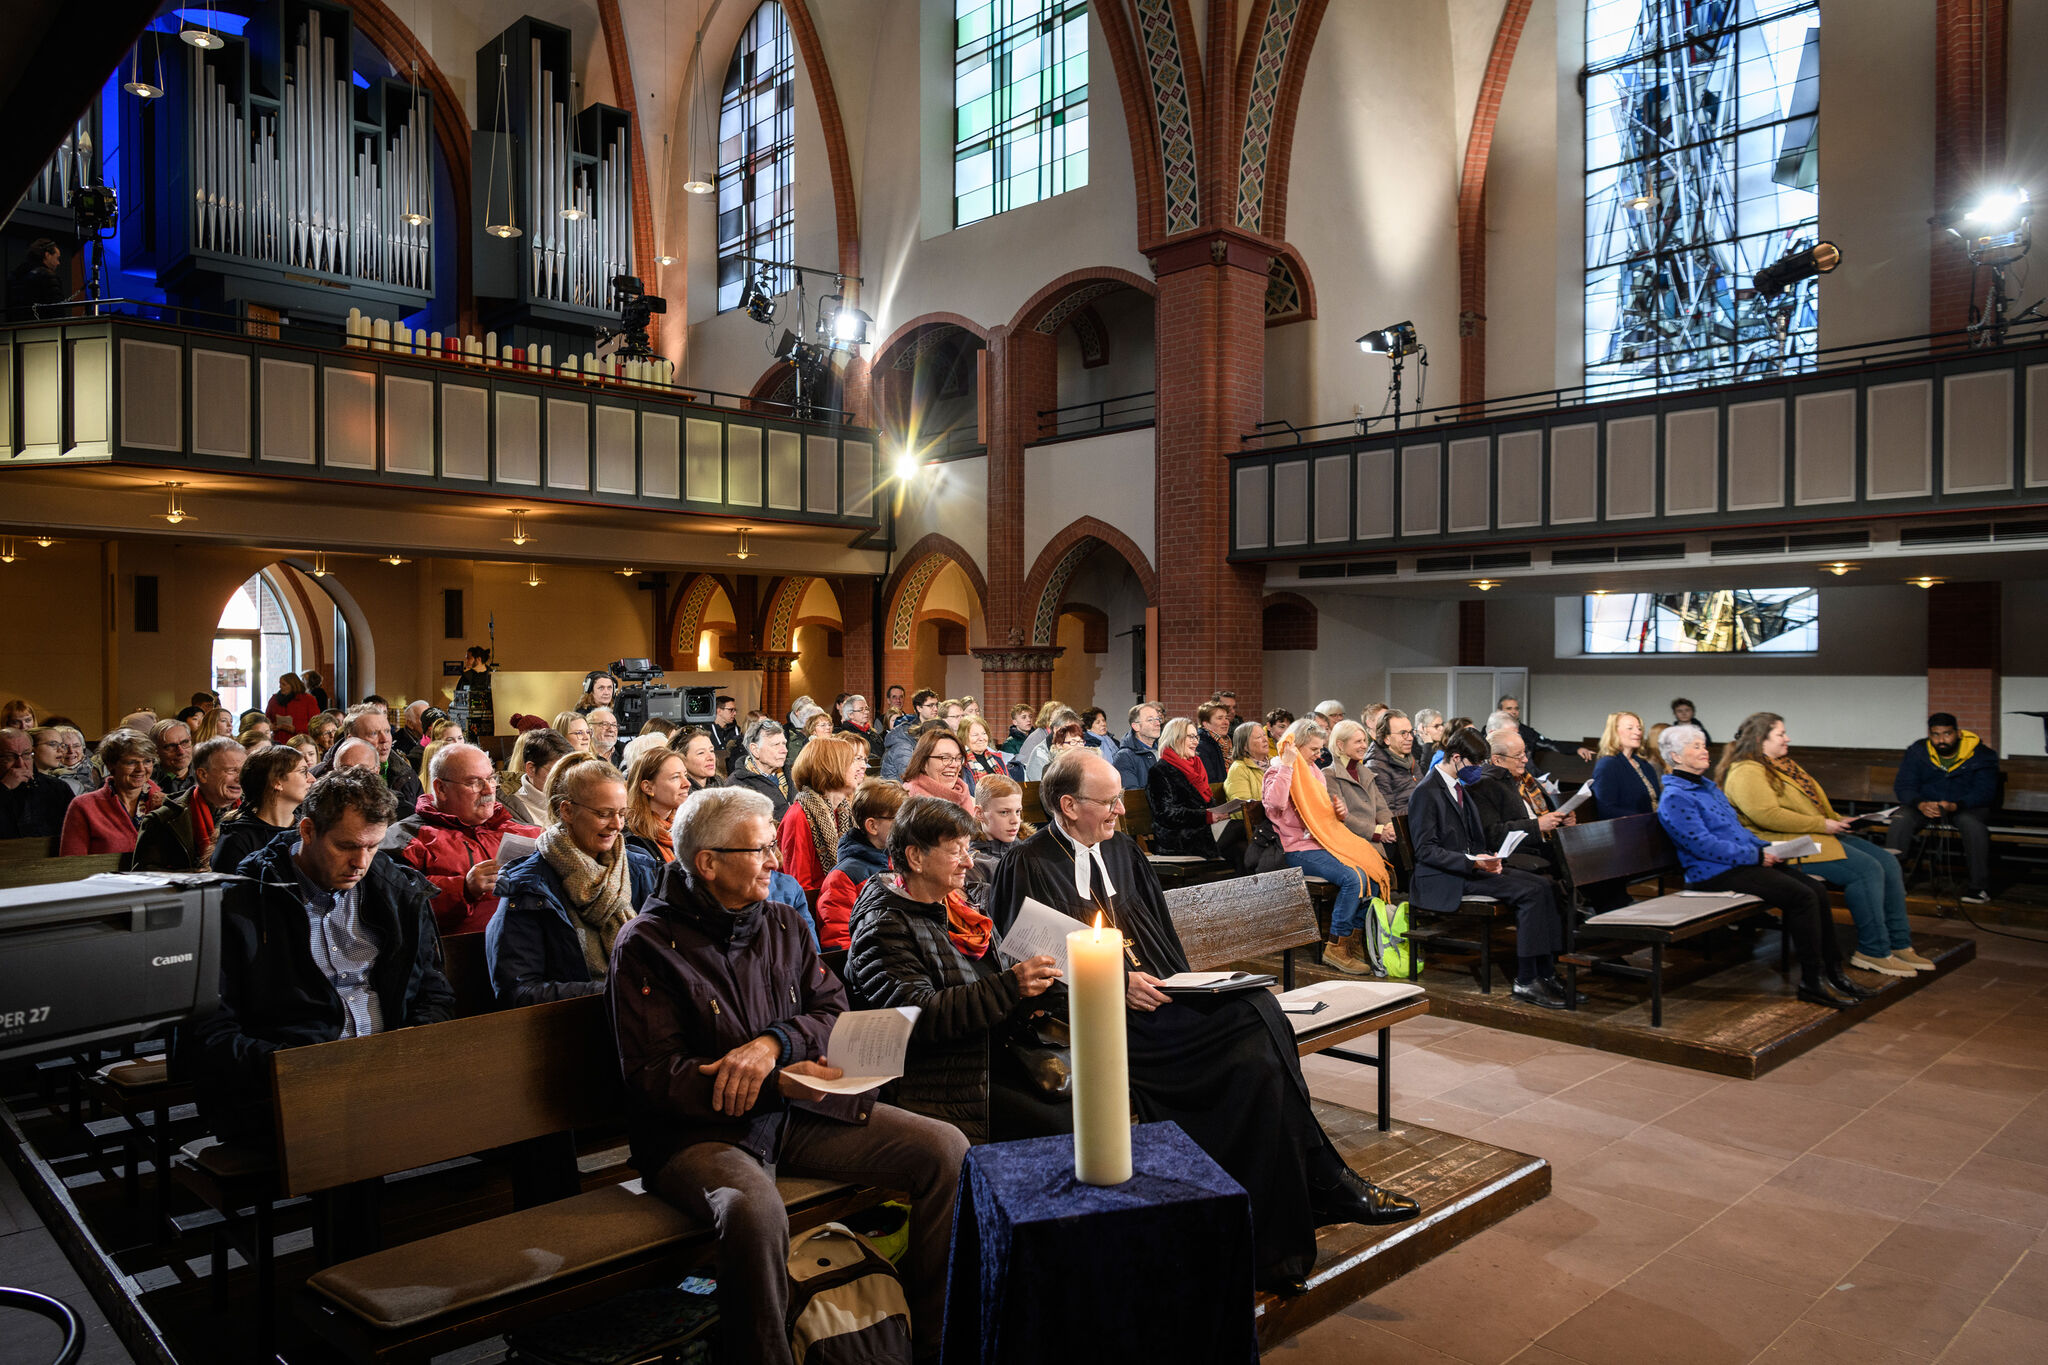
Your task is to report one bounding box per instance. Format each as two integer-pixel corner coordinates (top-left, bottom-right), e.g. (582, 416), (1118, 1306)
(989, 822), (1338, 1284)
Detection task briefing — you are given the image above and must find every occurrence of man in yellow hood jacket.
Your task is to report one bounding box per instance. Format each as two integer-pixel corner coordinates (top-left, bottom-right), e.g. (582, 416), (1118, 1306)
(1887, 712), (2000, 904)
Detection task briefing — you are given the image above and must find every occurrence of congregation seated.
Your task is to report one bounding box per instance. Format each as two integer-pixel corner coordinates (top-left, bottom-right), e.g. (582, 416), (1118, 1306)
(1720, 711), (1929, 978)
(1114, 701), (1163, 789)
(149, 716), (198, 797)
(133, 736), (246, 871)
(1078, 707), (1120, 766)
(1655, 724), (1872, 1010)
(1326, 719), (1399, 846)
(1472, 727), (1577, 877)
(1194, 700), (1231, 783)
(188, 767), (455, 1143)
(1310, 700), (1345, 765)
(726, 716), (794, 823)
(1671, 697), (1713, 747)
(1148, 717), (1235, 860)
(969, 773), (1030, 883)
(777, 733), (868, 897)
(503, 726), (576, 826)
(1364, 708), (1422, 815)
(210, 743), (312, 872)
(1590, 710), (1662, 817)
(1221, 720), (1270, 855)
(989, 750), (1419, 1292)
(60, 728), (165, 855)
(668, 724), (725, 795)
(845, 795), (1066, 1143)
(193, 706), (237, 745)
(832, 693), (881, 766)
(330, 736), (380, 772)
(313, 702), (424, 815)
(486, 758), (658, 1006)
(626, 744), (691, 864)
(1, 698), (33, 729)
(381, 741), (541, 936)
(264, 670), (321, 737)
(587, 706), (624, 767)
(1018, 705), (1076, 781)
(552, 709), (594, 754)
(998, 702), (1036, 758)
(1, 726), (75, 838)
(1887, 711), (1999, 906)
(959, 714), (1008, 786)
(306, 711), (341, 758)
(1408, 728), (1571, 1008)
(611, 785), (967, 1365)
(32, 724), (95, 795)
(1412, 707), (1446, 769)
(881, 689), (942, 778)
(391, 700), (430, 763)
(900, 725), (980, 819)
(817, 778), (905, 951)
(1495, 694), (1596, 763)
(1263, 719), (1394, 977)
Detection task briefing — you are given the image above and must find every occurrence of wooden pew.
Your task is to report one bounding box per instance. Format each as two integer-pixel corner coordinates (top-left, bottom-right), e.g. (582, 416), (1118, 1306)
(281, 995), (877, 1365)
(1164, 869), (1428, 1132)
(0, 834), (123, 888)
(1556, 815), (1777, 1027)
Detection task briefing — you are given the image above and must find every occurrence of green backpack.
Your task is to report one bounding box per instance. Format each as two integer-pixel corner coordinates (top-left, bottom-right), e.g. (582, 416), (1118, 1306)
(1366, 896), (1420, 979)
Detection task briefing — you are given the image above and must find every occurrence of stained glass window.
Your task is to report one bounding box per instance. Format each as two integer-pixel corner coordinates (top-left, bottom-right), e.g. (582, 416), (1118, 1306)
(1584, 588), (1818, 653)
(717, 3), (796, 312)
(954, 0), (1089, 228)
(1585, 1), (1820, 396)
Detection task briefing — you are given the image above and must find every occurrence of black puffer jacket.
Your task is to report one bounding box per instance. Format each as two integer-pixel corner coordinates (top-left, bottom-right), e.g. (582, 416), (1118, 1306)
(845, 875), (1023, 1142)
(1146, 759), (1220, 857)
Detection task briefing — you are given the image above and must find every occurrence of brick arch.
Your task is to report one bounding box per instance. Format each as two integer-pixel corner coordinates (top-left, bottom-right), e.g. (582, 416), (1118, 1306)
(1256, 0), (1334, 243)
(762, 574), (841, 651)
(1130, 0), (1204, 238)
(1091, 0), (1165, 243)
(882, 534), (988, 653)
(871, 312), (990, 374)
(1265, 242), (1316, 324)
(1261, 590), (1318, 651)
(1007, 267), (1158, 336)
(1458, 0), (1536, 408)
(666, 573), (736, 668)
(1022, 517), (1159, 648)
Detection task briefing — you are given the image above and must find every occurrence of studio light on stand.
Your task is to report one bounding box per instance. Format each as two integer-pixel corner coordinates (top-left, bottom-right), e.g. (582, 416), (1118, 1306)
(1753, 240), (1840, 372)
(1355, 321), (1426, 433)
(1939, 186), (2040, 346)
(736, 257), (872, 421)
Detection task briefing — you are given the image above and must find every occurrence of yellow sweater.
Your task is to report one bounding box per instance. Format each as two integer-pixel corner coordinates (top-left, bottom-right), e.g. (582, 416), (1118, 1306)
(1721, 759), (1844, 862)
(1224, 758), (1266, 820)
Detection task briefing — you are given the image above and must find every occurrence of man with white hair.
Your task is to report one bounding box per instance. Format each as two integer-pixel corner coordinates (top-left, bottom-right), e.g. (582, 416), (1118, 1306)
(382, 741), (541, 935)
(988, 750), (1420, 1293)
(1311, 700), (1345, 768)
(134, 736), (245, 871)
(317, 702), (424, 815)
(331, 737), (379, 772)
(613, 785), (967, 1365)
(1496, 695), (1595, 763)
(393, 700), (431, 763)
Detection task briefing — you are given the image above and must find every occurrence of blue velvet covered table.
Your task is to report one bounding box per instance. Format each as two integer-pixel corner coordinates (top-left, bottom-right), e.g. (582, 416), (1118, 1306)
(939, 1121), (1258, 1365)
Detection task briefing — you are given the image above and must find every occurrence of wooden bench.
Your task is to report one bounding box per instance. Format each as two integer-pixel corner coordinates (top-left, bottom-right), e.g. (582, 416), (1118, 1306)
(1555, 814), (1777, 1027)
(1163, 868), (1429, 1132)
(280, 995), (878, 1365)
(0, 834), (123, 888)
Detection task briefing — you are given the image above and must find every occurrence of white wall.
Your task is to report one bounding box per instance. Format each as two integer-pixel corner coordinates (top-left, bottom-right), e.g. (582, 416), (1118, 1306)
(1264, 593), (1462, 712)
(1023, 427), (1156, 574)
(893, 454), (989, 574)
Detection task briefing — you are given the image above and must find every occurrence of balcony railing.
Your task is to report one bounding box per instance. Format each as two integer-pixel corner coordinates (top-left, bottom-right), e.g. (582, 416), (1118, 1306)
(1036, 390), (1155, 441)
(1230, 324), (2048, 562)
(0, 310), (886, 531)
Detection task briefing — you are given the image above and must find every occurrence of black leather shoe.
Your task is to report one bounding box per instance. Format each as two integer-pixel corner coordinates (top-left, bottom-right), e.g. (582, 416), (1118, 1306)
(1824, 969), (1877, 1000)
(1512, 977), (1571, 1011)
(1539, 973), (1588, 1006)
(1797, 983), (1856, 1010)
(1311, 1166), (1423, 1227)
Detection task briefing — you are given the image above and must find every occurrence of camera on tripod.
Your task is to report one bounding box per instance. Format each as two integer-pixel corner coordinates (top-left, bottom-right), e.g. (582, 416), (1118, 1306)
(608, 657), (680, 736)
(602, 274), (667, 361)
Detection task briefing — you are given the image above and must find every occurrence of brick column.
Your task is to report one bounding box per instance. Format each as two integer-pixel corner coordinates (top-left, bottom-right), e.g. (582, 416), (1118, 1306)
(1458, 600), (1488, 666)
(1152, 230), (1269, 717)
(730, 650), (800, 722)
(983, 324), (1058, 645)
(1931, 0), (2009, 335)
(974, 647), (1064, 721)
(834, 575), (876, 701)
(1926, 581), (2001, 747)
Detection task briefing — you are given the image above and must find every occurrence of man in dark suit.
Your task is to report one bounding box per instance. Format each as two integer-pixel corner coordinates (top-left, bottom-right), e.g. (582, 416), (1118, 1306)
(1407, 727), (1571, 1009)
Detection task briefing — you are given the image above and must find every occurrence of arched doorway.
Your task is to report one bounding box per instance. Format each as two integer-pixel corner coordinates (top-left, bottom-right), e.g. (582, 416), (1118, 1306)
(212, 570), (299, 717)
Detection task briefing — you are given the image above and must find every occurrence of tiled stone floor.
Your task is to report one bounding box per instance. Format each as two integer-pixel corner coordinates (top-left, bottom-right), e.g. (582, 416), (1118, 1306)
(1277, 915), (2048, 1364)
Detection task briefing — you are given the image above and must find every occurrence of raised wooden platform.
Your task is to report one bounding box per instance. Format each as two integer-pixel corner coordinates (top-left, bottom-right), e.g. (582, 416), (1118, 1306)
(1420, 931), (1977, 1078)
(1256, 1101), (1550, 1351)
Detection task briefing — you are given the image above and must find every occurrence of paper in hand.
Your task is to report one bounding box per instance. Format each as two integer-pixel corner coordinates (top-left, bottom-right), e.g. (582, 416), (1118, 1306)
(1469, 830), (1528, 861)
(1554, 785), (1595, 817)
(1853, 806), (1899, 824)
(998, 896), (1076, 979)
(497, 832), (538, 865)
(793, 1006), (922, 1095)
(1765, 835), (1822, 859)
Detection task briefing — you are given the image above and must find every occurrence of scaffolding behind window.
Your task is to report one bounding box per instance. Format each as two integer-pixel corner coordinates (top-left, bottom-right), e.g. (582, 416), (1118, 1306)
(1584, 588), (1818, 654)
(717, 3), (796, 312)
(1585, 1), (1820, 397)
(954, 0), (1089, 228)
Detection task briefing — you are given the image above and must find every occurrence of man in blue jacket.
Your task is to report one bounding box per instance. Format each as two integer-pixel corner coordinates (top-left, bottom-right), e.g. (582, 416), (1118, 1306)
(1886, 713), (1999, 905)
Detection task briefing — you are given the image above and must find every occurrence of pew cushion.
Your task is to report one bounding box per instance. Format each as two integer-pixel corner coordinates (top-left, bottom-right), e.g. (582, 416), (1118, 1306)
(306, 1175), (854, 1330)
(97, 1057), (169, 1089)
(182, 1135), (273, 1178)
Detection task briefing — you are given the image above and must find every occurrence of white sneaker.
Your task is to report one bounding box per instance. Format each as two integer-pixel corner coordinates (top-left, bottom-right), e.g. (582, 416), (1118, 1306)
(1961, 889), (1991, 905)
(1850, 951), (1915, 978)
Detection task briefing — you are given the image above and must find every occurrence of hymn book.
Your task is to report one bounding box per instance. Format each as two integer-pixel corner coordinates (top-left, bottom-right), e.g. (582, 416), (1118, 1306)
(791, 1006), (922, 1095)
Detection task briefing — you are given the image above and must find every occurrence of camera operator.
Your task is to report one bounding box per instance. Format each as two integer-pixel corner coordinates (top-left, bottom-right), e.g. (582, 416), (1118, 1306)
(8, 238), (64, 321)
(578, 670), (617, 714)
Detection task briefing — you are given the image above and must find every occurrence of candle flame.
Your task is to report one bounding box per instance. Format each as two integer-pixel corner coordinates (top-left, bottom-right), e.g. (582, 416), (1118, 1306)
(1093, 911), (1104, 942)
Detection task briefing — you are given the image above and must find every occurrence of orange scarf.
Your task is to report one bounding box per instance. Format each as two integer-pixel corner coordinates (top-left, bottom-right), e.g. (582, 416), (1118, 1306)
(1282, 737), (1391, 899)
(944, 888), (994, 959)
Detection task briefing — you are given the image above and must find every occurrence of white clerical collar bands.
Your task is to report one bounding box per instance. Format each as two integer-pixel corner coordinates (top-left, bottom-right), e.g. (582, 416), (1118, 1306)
(1055, 820), (1116, 902)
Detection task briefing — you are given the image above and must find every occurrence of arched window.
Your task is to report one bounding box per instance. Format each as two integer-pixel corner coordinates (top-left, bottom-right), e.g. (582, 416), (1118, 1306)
(717, 2), (796, 312)
(1584, 1), (1819, 395)
(953, 1), (1089, 227)
(213, 572), (299, 717)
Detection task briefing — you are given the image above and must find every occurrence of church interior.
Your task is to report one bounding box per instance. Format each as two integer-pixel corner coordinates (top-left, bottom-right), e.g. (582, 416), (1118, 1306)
(3, 1), (2048, 1362)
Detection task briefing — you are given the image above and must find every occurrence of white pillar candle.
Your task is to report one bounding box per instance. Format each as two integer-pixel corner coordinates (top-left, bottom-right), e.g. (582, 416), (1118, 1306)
(370, 317), (390, 352)
(484, 331), (498, 367)
(395, 323), (411, 355)
(540, 344), (553, 372)
(345, 308), (365, 348)
(1068, 914), (1132, 1186)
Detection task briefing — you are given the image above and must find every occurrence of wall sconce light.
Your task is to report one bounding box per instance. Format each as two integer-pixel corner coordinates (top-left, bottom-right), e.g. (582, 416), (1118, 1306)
(309, 553), (330, 578)
(0, 538), (16, 564)
(524, 563), (546, 588)
(504, 508), (533, 546)
(1469, 579), (1500, 592)
(155, 482), (194, 525)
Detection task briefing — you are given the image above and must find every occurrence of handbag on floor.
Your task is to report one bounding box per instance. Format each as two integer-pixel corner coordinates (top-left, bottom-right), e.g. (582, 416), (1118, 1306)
(1367, 896), (1420, 979)
(788, 1223), (913, 1364)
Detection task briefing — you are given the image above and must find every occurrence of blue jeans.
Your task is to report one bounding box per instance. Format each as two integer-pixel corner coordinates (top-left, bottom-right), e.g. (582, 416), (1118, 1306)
(1803, 834), (1910, 957)
(1286, 848), (1365, 938)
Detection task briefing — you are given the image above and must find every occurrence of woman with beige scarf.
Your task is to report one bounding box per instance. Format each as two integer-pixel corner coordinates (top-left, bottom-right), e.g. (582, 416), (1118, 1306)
(485, 760), (660, 1007)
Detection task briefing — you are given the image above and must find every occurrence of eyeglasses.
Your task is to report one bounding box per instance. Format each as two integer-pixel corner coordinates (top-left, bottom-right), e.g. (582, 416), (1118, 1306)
(1070, 793), (1126, 810)
(443, 775), (496, 793)
(708, 843), (782, 860)
(568, 801), (628, 823)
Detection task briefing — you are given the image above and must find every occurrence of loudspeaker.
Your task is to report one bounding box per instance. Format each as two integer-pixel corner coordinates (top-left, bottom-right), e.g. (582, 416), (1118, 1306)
(444, 589), (463, 640)
(134, 575), (159, 633)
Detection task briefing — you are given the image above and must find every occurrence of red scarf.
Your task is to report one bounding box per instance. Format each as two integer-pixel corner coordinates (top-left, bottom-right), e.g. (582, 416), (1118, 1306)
(191, 796), (217, 865)
(1160, 743), (1210, 792)
(904, 773), (979, 819)
(945, 888), (994, 959)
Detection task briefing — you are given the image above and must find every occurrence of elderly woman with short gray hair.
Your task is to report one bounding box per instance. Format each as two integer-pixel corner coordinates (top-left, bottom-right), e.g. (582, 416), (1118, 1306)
(59, 728), (165, 855)
(1654, 723), (1867, 1011)
(724, 716), (793, 823)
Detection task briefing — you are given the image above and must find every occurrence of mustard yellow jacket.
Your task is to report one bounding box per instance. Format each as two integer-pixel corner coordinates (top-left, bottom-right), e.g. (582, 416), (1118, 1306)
(1721, 759), (1845, 862)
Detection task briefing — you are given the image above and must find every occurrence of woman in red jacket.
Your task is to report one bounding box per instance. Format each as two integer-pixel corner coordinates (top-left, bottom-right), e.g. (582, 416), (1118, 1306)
(60, 728), (165, 855)
(264, 672), (321, 737)
(775, 733), (867, 901)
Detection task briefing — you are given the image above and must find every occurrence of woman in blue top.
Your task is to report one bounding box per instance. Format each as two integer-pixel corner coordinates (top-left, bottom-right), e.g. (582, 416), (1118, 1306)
(1654, 724), (1869, 1011)
(1590, 711), (1662, 817)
